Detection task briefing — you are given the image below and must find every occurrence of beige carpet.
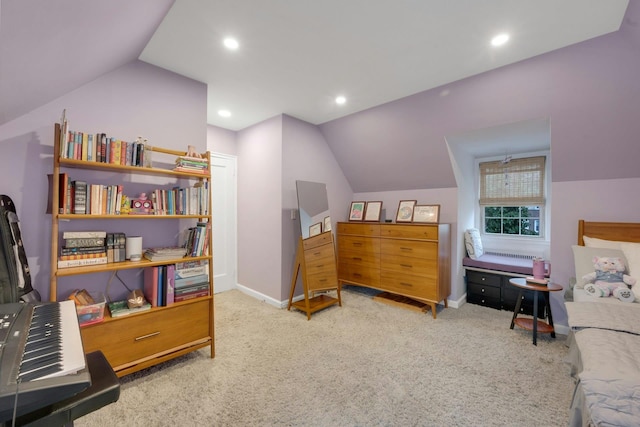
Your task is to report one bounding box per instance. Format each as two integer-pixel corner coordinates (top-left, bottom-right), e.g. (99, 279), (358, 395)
(76, 287), (574, 426)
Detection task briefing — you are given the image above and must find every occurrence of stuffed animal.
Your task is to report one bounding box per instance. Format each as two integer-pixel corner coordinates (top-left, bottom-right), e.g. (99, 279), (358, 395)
(583, 256), (636, 302)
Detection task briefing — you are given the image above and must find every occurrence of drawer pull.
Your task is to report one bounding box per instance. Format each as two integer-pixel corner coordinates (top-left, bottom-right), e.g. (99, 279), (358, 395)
(400, 264), (413, 268)
(135, 332), (160, 341)
(481, 277), (485, 281)
(319, 278), (327, 282)
(314, 252), (321, 256)
(400, 247), (413, 252)
(399, 282), (413, 287)
(352, 257), (362, 261)
(316, 264), (324, 268)
(481, 288), (485, 293)
(353, 242), (362, 247)
(353, 273), (362, 278)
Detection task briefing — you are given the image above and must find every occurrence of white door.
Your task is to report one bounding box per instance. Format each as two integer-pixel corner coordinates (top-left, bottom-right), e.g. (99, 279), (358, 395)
(211, 153), (237, 293)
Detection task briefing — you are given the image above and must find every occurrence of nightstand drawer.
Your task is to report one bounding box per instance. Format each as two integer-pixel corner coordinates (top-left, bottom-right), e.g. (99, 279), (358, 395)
(467, 293), (502, 310)
(467, 282), (501, 299)
(466, 270), (501, 287)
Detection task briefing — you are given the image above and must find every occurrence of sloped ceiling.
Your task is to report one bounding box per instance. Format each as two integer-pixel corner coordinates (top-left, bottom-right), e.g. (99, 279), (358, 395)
(1, 0), (628, 131)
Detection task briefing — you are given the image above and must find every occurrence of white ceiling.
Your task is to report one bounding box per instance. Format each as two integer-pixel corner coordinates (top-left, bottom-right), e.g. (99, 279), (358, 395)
(140, 0), (629, 131)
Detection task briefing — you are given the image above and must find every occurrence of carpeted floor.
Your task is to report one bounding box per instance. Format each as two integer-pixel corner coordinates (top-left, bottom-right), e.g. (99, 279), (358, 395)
(76, 287), (575, 426)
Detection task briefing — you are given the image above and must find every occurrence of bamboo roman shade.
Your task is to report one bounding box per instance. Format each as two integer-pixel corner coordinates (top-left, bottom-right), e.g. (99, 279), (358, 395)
(479, 156), (545, 206)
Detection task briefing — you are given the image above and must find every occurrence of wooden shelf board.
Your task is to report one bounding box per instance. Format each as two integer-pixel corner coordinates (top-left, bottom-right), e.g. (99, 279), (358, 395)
(373, 292), (430, 313)
(291, 294), (339, 314)
(514, 318), (554, 334)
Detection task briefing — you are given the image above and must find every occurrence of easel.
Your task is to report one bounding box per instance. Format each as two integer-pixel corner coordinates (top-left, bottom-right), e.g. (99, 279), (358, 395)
(288, 231), (341, 319)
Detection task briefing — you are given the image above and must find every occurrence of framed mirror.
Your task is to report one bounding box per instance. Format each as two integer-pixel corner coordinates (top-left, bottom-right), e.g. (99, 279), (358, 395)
(296, 180), (330, 240)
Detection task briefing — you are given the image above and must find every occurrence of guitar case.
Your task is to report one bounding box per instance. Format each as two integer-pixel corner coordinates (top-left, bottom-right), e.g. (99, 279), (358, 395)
(0, 195), (41, 303)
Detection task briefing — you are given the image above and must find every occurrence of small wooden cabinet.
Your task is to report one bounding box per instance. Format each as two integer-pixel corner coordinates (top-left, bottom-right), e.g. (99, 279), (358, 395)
(465, 268), (546, 317)
(337, 222), (450, 318)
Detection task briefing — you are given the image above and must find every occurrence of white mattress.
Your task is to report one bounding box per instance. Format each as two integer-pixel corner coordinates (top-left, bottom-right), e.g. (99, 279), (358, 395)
(565, 301), (640, 427)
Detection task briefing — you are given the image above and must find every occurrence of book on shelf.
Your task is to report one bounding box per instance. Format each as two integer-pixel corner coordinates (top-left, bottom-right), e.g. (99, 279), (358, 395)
(175, 282), (209, 295)
(165, 264), (175, 305)
(174, 273), (209, 289)
(143, 266), (159, 307)
(72, 180), (87, 215)
(143, 246), (187, 261)
(58, 256), (108, 268)
(60, 246), (106, 255)
(174, 288), (209, 302)
(58, 252), (107, 261)
(64, 237), (105, 248)
(107, 300), (152, 318)
(63, 230), (106, 239)
(175, 259), (209, 278)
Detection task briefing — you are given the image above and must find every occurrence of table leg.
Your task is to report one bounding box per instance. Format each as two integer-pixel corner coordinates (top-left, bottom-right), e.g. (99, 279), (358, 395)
(510, 289), (524, 329)
(532, 290), (539, 345)
(544, 291), (555, 338)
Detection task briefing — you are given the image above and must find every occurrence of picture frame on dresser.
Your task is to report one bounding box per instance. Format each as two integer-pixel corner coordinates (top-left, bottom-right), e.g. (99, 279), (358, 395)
(309, 222), (322, 237)
(348, 201), (365, 221)
(323, 216), (332, 232)
(413, 204), (440, 223)
(395, 200), (416, 223)
(363, 201), (382, 222)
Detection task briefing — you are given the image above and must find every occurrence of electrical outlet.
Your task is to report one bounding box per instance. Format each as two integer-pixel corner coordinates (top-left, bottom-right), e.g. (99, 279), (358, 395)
(290, 209), (297, 220)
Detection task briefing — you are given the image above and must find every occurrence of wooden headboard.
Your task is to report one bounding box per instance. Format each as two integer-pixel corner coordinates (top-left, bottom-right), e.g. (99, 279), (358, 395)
(578, 220), (640, 246)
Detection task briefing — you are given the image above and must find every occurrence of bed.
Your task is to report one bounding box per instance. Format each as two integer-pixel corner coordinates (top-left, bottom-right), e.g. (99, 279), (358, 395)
(566, 220), (640, 426)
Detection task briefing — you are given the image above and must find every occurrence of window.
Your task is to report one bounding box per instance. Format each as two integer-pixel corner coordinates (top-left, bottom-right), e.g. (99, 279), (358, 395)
(479, 156), (545, 237)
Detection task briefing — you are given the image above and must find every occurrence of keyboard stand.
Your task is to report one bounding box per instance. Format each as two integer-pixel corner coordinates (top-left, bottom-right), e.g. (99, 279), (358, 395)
(8, 351), (120, 427)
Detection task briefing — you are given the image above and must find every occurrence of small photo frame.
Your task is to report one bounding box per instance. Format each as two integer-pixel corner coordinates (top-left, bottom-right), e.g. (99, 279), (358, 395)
(413, 204), (440, 223)
(396, 200), (416, 223)
(323, 216), (332, 232)
(309, 222), (322, 237)
(348, 201), (365, 221)
(364, 201), (383, 222)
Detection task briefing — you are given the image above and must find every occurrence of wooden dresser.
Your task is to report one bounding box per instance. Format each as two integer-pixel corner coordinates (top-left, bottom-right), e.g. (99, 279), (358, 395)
(337, 222), (450, 318)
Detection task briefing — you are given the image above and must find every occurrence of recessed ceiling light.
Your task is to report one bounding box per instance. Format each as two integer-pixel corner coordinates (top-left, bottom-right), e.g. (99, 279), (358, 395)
(491, 33), (509, 47)
(223, 38), (239, 50)
(335, 96), (346, 105)
(218, 110), (231, 118)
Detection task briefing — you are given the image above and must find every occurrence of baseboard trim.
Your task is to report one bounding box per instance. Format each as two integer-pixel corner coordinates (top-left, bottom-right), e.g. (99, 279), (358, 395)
(235, 283), (304, 308)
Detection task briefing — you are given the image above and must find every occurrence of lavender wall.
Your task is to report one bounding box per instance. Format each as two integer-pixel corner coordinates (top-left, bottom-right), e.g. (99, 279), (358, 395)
(207, 125), (237, 156)
(282, 115), (353, 302)
(236, 116), (283, 300)
(0, 60), (207, 301)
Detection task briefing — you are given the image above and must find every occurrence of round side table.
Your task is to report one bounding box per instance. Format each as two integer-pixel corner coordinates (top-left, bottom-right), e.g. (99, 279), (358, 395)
(508, 278), (563, 345)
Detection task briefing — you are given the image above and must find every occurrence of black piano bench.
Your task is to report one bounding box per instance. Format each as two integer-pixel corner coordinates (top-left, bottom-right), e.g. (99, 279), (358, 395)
(12, 351), (120, 427)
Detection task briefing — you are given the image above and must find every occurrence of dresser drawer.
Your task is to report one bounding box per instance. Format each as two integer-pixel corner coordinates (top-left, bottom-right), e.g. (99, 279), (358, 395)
(380, 239), (437, 259)
(338, 263), (380, 287)
(465, 270), (501, 287)
(338, 235), (380, 254)
(337, 222), (380, 236)
(380, 271), (437, 301)
(338, 248), (380, 269)
(304, 245), (337, 276)
(380, 224), (438, 240)
(81, 300), (211, 369)
(306, 270), (339, 290)
(380, 254), (436, 277)
(467, 282), (501, 299)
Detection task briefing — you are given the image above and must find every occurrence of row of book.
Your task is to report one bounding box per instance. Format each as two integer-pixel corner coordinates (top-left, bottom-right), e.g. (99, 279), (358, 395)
(143, 260), (210, 307)
(58, 231), (128, 268)
(57, 173), (208, 216)
(150, 184), (209, 216)
(184, 222), (211, 257)
(59, 125), (150, 167)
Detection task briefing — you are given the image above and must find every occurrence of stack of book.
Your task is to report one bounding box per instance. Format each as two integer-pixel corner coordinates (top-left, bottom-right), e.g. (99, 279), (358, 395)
(143, 246), (187, 261)
(174, 156), (208, 174)
(174, 260), (210, 302)
(59, 231), (107, 268)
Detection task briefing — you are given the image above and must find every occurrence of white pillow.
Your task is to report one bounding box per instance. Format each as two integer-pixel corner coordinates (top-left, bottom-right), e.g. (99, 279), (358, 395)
(583, 235), (624, 250)
(464, 229), (484, 260)
(620, 242), (640, 300)
(572, 245), (628, 288)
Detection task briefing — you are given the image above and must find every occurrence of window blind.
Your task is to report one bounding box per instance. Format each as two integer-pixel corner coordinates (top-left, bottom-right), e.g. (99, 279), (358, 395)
(479, 156), (545, 206)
